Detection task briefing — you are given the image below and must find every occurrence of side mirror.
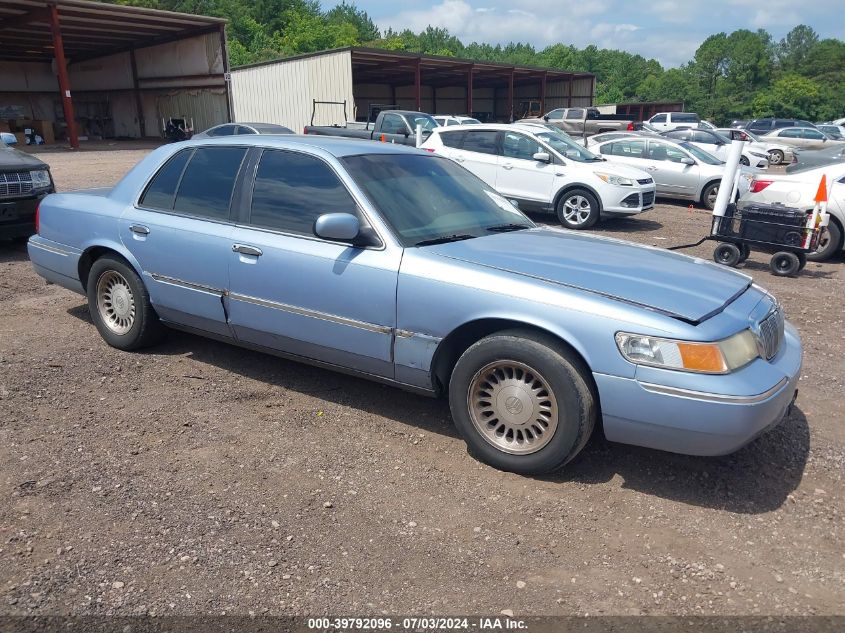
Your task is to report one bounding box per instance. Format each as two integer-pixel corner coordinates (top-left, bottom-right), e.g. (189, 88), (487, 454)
(0, 132), (17, 145)
(681, 157), (695, 165)
(543, 115), (549, 121)
(314, 213), (361, 242)
(533, 151), (551, 163)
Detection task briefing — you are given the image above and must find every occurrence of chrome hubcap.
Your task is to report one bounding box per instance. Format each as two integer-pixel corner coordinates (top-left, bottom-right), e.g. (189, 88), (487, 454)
(768, 151), (781, 165)
(97, 271), (135, 335)
(562, 195), (592, 225)
(467, 360), (558, 455)
(707, 186), (719, 206)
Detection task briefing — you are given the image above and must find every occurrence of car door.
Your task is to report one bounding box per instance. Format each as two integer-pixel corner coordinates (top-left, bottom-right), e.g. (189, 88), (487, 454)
(450, 129), (501, 187)
(777, 128), (804, 148)
(226, 148), (400, 378)
(120, 146), (247, 337)
(649, 113), (667, 131)
(690, 130), (728, 160)
(801, 128), (829, 150)
(378, 113), (411, 143)
(644, 140), (699, 197)
(496, 131), (556, 204)
(560, 108), (585, 135)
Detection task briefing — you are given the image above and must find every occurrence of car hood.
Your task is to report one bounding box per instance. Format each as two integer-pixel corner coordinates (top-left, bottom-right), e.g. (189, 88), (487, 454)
(0, 146), (48, 170)
(587, 161), (652, 180)
(426, 228), (751, 323)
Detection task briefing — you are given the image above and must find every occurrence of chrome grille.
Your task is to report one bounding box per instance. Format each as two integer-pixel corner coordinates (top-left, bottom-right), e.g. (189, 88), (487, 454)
(0, 171), (34, 197)
(758, 305), (785, 360)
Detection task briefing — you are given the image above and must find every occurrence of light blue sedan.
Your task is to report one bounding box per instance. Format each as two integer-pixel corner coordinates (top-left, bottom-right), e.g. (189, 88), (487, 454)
(27, 137), (802, 475)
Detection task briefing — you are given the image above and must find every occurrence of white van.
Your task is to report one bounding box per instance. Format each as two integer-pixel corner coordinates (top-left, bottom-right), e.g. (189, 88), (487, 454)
(647, 112), (701, 132)
(420, 123), (656, 230)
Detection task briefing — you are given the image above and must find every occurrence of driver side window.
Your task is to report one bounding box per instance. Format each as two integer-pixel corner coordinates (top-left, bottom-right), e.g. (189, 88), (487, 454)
(502, 132), (541, 161)
(380, 114), (407, 135)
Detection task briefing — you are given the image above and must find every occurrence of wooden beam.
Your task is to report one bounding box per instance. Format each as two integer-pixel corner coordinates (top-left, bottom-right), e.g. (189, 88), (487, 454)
(466, 64), (474, 116)
(49, 4), (79, 150)
(508, 69), (514, 122)
(414, 58), (421, 111)
(129, 48), (145, 138)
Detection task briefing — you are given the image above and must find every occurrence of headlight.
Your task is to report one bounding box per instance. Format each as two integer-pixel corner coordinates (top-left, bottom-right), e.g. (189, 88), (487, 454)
(749, 151), (768, 158)
(615, 330), (759, 374)
(30, 169), (51, 189)
(595, 172), (633, 186)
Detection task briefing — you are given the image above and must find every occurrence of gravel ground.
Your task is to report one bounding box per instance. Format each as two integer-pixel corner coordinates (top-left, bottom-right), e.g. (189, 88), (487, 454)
(0, 145), (843, 617)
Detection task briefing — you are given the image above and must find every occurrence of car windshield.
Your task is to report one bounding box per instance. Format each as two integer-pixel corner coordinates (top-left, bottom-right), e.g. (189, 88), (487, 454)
(535, 130), (602, 162)
(407, 114), (438, 132)
(679, 142), (723, 165)
(341, 153), (534, 247)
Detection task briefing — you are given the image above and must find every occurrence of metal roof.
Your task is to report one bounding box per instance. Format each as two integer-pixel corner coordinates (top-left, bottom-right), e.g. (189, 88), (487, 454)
(235, 46), (595, 88)
(0, 0), (226, 63)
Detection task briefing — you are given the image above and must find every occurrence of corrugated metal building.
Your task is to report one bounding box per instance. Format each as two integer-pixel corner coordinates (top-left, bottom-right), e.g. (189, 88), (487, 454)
(231, 47), (595, 133)
(0, 0), (231, 147)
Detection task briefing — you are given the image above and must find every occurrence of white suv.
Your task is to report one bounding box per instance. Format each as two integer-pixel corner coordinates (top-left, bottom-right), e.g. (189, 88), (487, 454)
(420, 123), (656, 229)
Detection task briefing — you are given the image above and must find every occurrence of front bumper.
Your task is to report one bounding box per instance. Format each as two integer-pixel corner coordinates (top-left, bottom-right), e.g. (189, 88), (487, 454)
(602, 185), (657, 216)
(594, 321), (802, 456)
(0, 192), (49, 239)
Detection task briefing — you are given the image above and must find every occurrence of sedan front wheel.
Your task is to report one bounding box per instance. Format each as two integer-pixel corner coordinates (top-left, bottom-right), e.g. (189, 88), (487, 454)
(448, 330), (596, 474)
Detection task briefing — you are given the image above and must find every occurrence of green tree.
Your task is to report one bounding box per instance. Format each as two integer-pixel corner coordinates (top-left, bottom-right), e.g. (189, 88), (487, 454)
(777, 25), (819, 72)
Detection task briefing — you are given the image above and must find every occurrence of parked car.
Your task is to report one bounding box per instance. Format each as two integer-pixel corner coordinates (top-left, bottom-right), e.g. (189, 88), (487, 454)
(192, 122), (294, 139)
(1, 132), (55, 240)
(421, 123), (656, 229)
(661, 128), (770, 169)
(579, 130), (658, 148)
(715, 128), (794, 165)
(592, 136), (755, 209)
(529, 107), (636, 137)
(741, 163), (845, 261)
(646, 111), (701, 132)
(305, 110), (438, 146)
(434, 115), (481, 127)
(27, 136), (802, 474)
(762, 127), (845, 151)
(730, 120), (749, 129)
(745, 118), (818, 135)
(786, 144), (845, 173)
(817, 124), (845, 140)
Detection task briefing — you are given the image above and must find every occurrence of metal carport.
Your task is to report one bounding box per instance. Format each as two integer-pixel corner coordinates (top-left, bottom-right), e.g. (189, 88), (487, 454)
(0, 0), (230, 148)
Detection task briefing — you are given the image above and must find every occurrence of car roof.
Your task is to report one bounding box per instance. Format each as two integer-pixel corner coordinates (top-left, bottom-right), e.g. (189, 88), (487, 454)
(178, 134), (425, 157)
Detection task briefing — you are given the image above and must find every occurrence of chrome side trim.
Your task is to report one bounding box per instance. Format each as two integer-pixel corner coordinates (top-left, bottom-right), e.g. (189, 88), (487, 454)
(639, 377), (789, 404)
(228, 292), (392, 335)
(28, 240), (72, 257)
(150, 273), (224, 296)
(396, 329), (443, 343)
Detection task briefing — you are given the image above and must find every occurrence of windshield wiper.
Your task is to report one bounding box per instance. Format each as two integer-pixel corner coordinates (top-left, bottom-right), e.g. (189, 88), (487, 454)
(486, 223), (532, 233)
(414, 234), (475, 247)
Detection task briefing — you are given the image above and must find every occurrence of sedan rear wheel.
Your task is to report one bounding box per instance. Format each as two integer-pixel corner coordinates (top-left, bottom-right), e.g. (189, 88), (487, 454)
(556, 189), (600, 229)
(806, 221), (842, 262)
(449, 330), (596, 474)
(768, 149), (784, 165)
(702, 182), (720, 210)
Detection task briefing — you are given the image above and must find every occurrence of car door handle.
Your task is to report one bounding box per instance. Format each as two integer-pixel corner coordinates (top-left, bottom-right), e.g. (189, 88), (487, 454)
(233, 244), (262, 257)
(129, 224), (149, 235)
(453, 155), (465, 163)
(502, 163), (514, 170)
(646, 166), (658, 171)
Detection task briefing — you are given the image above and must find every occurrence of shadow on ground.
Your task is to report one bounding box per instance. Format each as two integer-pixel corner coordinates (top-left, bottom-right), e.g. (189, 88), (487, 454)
(67, 302), (809, 515)
(0, 241), (29, 263)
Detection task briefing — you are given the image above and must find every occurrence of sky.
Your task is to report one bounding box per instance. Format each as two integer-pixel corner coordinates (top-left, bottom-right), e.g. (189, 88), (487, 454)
(326, 0), (844, 68)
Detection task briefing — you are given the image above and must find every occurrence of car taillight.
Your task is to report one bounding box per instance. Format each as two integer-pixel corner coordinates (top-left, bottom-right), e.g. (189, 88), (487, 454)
(35, 202), (40, 234)
(423, 148), (435, 152)
(749, 179), (773, 193)
(627, 122), (634, 131)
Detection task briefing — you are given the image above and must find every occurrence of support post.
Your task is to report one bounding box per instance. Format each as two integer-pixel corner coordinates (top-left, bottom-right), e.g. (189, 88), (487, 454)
(466, 64), (473, 116)
(129, 48), (145, 138)
(568, 75), (574, 107)
(48, 3), (78, 149)
(414, 58), (421, 111)
(540, 71), (547, 115)
(219, 24), (233, 123)
(508, 68), (514, 122)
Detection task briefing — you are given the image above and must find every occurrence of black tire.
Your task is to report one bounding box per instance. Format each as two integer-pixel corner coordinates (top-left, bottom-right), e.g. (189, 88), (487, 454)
(701, 181), (720, 211)
(739, 243), (752, 262)
(713, 243), (742, 267)
(806, 221), (842, 262)
(448, 329), (596, 475)
(86, 255), (164, 350)
(769, 251), (801, 277)
(556, 188), (600, 230)
(768, 149), (784, 165)
(739, 155), (750, 166)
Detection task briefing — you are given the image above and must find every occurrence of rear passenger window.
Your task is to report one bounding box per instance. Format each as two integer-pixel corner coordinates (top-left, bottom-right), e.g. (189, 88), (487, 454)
(140, 150), (191, 210)
(651, 114), (667, 123)
(462, 131), (499, 155)
(439, 131), (465, 148)
(250, 150), (357, 236)
(173, 147), (247, 220)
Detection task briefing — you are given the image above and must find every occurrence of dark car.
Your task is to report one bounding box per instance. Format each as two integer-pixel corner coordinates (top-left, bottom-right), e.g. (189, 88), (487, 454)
(0, 133), (54, 241)
(745, 118), (818, 135)
(192, 122), (294, 139)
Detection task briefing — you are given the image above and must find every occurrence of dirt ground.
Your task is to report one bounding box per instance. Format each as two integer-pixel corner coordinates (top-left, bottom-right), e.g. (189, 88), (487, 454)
(0, 145), (843, 618)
